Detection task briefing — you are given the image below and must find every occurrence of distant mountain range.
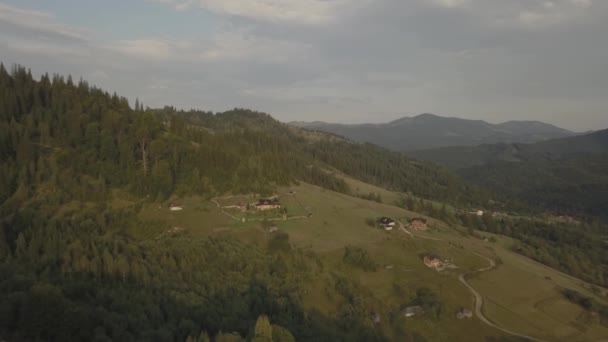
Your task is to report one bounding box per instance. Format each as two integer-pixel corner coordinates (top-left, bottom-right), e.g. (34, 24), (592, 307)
(290, 113), (575, 151)
(411, 128), (608, 170)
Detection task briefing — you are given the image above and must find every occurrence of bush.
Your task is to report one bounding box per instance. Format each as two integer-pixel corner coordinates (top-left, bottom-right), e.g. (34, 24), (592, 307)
(343, 246), (377, 272)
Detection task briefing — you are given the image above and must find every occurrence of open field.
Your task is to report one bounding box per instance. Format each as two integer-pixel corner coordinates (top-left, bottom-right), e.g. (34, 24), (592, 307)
(468, 242), (608, 342)
(129, 181), (608, 341)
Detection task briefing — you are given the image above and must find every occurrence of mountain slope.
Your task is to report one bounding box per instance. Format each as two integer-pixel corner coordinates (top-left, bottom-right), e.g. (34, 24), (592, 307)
(290, 113), (574, 151)
(411, 128), (608, 170)
(411, 130), (608, 220)
(461, 153), (608, 221)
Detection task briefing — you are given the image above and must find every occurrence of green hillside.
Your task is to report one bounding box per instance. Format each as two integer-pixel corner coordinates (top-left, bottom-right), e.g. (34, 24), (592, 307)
(460, 154), (608, 221)
(411, 130), (608, 221)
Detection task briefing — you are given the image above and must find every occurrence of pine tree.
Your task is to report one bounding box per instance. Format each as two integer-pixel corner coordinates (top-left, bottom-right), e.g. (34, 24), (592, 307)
(253, 315), (273, 341)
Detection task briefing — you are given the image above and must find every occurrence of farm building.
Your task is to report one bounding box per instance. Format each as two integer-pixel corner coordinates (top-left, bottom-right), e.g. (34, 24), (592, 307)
(423, 255), (442, 268)
(471, 210), (484, 216)
(378, 217), (396, 230)
(169, 203), (183, 211)
(403, 306), (424, 318)
(409, 217), (428, 231)
(255, 198), (281, 211)
(456, 308), (473, 319)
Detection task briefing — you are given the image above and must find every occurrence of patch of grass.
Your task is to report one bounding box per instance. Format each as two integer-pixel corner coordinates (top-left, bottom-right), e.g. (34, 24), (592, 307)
(469, 247), (608, 341)
(132, 181), (607, 341)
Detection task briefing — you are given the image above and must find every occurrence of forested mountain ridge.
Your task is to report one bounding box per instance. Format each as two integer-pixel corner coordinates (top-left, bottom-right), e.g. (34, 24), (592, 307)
(0, 64), (488, 210)
(410, 130), (608, 221)
(290, 113), (574, 151)
(411, 128), (608, 170)
(460, 153), (608, 222)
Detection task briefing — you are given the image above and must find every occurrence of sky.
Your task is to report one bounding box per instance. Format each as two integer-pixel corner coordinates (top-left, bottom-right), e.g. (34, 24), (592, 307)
(1, 0), (607, 131)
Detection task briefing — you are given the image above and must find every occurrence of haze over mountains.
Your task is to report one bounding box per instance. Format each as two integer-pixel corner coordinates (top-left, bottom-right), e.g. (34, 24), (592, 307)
(291, 113), (576, 151)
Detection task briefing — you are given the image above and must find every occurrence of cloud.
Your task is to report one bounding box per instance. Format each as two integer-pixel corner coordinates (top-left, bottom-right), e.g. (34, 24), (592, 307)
(103, 28), (311, 65)
(0, 3), (88, 42)
(571, 0), (592, 7)
(109, 39), (175, 61)
(427, 0), (470, 8)
(155, 0), (361, 24)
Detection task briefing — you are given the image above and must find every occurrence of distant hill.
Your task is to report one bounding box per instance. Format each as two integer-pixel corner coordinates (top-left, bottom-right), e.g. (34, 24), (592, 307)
(461, 153), (608, 220)
(411, 128), (608, 170)
(411, 129), (608, 221)
(290, 113), (575, 151)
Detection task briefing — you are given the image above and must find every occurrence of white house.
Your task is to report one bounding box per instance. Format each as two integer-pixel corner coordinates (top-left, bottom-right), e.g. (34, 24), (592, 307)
(404, 306), (424, 318)
(170, 204), (183, 211)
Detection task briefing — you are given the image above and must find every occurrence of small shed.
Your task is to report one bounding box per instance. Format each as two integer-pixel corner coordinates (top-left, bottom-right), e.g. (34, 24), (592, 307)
(403, 306), (424, 318)
(456, 308), (473, 319)
(169, 203), (183, 211)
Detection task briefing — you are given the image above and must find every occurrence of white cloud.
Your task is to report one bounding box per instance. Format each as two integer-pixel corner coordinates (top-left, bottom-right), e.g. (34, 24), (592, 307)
(155, 0), (360, 24)
(104, 28), (310, 64)
(0, 3), (88, 41)
(109, 39), (175, 61)
(427, 0), (470, 8)
(571, 0), (592, 8)
(480, 0), (596, 28)
(200, 29), (311, 62)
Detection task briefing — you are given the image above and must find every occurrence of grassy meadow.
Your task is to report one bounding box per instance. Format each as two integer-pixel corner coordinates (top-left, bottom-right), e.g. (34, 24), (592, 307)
(124, 181), (607, 341)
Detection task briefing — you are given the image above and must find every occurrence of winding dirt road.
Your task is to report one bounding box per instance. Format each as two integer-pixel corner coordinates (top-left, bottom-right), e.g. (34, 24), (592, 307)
(398, 221), (546, 341)
(459, 252), (546, 342)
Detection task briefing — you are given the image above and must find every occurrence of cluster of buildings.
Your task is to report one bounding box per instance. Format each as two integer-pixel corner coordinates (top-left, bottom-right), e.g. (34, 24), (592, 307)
(254, 198), (281, 211)
(378, 217), (396, 230)
(377, 216), (429, 232)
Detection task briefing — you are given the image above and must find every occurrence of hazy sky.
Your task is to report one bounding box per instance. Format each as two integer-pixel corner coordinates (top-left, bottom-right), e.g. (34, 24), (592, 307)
(1, 0), (607, 131)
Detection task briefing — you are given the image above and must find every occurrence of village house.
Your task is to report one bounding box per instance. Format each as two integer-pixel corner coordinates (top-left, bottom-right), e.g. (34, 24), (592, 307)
(403, 305), (424, 318)
(169, 203), (183, 211)
(409, 217), (428, 231)
(456, 308), (473, 319)
(423, 255), (442, 268)
(378, 217), (396, 231)
(255, 198), (281, 211)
